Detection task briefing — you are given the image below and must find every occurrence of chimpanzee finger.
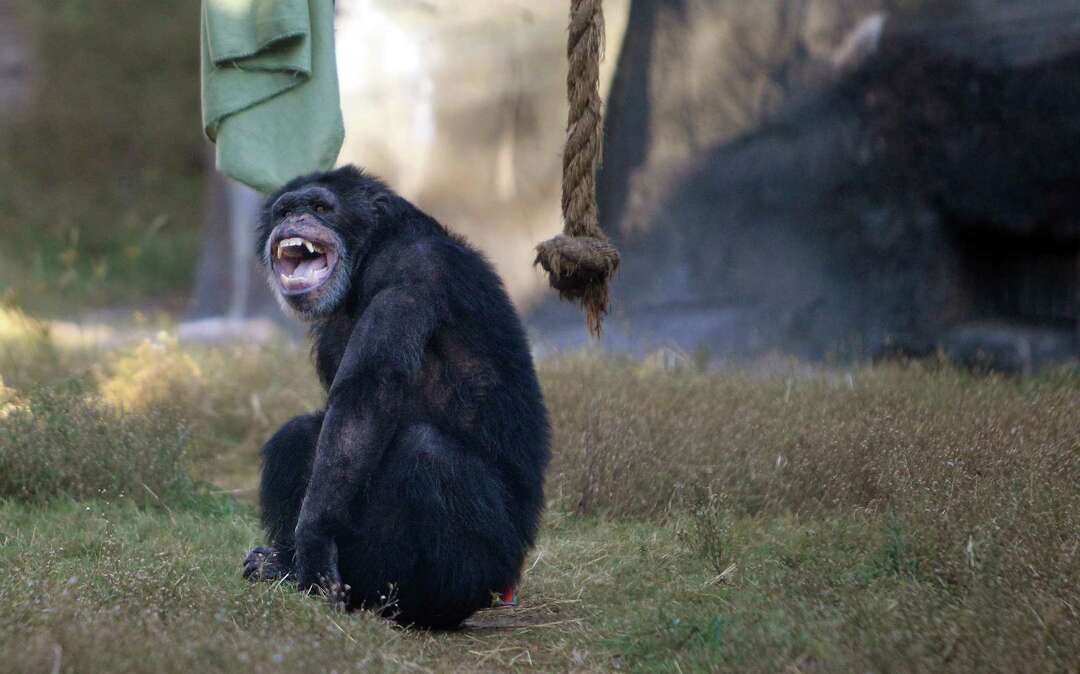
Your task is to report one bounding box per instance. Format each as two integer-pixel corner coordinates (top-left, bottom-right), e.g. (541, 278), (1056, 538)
(243, 546), (274, 565)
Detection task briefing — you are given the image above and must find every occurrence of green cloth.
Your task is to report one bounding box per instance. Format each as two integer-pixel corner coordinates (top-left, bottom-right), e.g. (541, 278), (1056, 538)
(201, 0), (343, 193)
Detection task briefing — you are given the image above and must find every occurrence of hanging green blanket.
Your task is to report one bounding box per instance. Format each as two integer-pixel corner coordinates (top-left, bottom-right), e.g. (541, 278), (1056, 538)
(201, 0), (343, 193)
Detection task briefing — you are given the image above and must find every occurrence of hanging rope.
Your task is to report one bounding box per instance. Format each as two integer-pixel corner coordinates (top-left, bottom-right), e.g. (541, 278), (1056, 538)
(535, 0), (619, 337)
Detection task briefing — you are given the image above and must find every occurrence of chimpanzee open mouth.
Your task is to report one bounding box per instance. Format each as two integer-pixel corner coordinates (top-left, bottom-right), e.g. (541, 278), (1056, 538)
(270, 232), (340, 295)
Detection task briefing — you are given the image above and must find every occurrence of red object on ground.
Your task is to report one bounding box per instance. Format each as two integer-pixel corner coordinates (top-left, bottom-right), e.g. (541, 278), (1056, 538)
(499, 587), (518, 607)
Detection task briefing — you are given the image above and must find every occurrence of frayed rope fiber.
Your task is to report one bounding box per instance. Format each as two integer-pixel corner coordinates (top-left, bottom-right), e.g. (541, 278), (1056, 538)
(535, 0), (619, 337)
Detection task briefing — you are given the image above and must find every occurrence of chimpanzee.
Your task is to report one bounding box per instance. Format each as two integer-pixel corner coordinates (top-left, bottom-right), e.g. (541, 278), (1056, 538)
(241, 165), (550, 629)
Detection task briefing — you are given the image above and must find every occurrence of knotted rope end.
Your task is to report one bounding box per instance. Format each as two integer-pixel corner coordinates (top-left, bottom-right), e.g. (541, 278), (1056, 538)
(534, 234), (619, 337)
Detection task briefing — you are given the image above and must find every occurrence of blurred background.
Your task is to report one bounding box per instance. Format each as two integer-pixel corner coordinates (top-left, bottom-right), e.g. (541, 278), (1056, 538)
(1, 0), (1078, 372)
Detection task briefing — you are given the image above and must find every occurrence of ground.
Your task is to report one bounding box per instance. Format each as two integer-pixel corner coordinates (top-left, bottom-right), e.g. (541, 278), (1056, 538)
(0, 306), (1077, 673)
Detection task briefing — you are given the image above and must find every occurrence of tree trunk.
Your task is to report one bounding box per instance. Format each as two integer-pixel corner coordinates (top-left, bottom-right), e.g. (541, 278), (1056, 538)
(0, 0), (32, 118)
(188, 151), (281, 321)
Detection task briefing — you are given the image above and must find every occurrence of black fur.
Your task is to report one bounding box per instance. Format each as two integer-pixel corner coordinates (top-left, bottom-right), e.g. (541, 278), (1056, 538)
(244, 166), (550, 629)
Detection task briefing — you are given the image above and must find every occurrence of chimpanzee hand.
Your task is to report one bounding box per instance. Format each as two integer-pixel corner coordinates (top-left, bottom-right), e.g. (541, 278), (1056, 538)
(294, 524), (347, 610)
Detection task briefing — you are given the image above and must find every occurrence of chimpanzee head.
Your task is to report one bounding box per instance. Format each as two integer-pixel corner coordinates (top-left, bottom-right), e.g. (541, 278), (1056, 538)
(257, 166), (390, 319)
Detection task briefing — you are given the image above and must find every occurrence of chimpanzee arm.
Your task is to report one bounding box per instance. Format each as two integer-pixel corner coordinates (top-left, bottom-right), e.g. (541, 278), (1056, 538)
(293, 282), (446, 591)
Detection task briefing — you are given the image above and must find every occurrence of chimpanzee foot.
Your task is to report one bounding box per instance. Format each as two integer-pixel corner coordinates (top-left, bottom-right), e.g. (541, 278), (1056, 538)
(322, 577), (350, 612)
(242, 546), (293, 582)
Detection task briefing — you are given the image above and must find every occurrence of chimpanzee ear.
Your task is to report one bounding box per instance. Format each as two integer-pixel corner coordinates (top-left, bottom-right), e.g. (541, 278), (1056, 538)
(372, 192), (408, 225)
(372, 191), (392, 213)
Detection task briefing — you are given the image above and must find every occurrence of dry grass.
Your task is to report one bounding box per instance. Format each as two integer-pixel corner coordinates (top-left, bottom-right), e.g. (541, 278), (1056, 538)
(0, 385), (190, 505)
(544, 355), (1079, 519)
(543, 355), (1080, 671)
(0, 312), (1078, 672)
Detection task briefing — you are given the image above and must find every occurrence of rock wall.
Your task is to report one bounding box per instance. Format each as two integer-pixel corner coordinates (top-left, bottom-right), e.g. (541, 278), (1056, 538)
(528, 0), (1080, 370)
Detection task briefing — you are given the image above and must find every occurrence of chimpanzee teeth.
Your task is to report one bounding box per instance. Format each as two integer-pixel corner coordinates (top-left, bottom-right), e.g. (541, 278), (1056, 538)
(276, 237), (303, 259)
(276, 237), (324, 259)
(280, 264), (330, 289)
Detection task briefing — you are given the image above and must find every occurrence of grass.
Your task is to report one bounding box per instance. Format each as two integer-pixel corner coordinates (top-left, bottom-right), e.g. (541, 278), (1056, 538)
(0, 384), (190, 504)
(0, 308), (1078, 672)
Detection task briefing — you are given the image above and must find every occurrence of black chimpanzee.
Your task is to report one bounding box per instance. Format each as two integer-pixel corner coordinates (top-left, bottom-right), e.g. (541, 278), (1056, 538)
(241, 165), (550, 629)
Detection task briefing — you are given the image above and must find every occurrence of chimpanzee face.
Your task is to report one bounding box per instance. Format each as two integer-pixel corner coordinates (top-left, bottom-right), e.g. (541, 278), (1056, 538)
(263, 184), (351, 319)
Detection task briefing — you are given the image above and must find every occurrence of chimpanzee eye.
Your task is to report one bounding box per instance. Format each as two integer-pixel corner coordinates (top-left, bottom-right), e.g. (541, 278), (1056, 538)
(283, 210), (294, 218)
(316, 205), (329, 214)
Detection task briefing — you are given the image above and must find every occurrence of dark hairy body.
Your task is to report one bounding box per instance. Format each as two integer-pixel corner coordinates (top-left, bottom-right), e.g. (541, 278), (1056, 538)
(243, 166), (550, 629)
